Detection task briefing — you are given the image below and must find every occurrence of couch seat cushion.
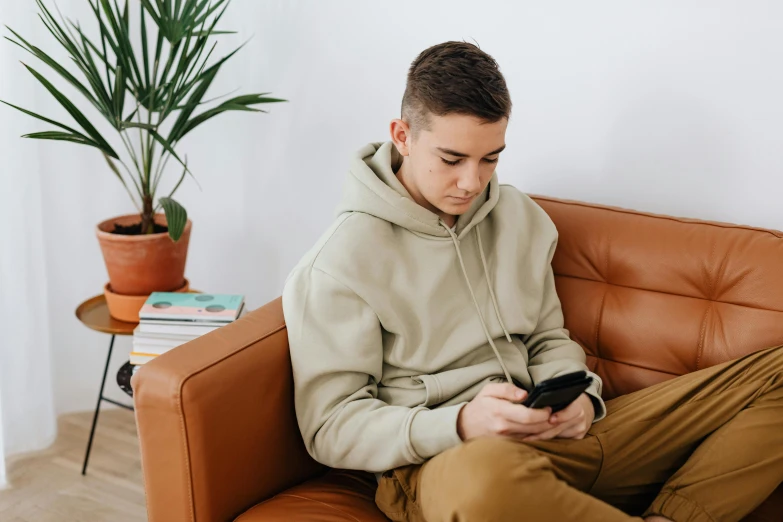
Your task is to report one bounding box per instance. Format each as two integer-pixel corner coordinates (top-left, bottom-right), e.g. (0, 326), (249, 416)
(237, 469), (388, 521)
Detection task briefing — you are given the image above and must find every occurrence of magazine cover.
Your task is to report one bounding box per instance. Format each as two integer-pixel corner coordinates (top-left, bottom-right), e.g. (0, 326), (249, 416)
(139, 293), (245, 322)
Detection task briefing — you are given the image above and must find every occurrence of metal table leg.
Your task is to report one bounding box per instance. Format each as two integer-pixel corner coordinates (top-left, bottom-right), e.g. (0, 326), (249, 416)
(81, 334), (115, 475)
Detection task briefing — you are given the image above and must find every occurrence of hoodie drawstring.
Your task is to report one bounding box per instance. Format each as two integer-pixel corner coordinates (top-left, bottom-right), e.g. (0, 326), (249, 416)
(444, 223), (514, 384)
(475, 226), (513, 344)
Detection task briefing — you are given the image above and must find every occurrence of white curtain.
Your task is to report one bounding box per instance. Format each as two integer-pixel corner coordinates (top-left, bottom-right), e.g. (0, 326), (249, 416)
(0, 3), (58, 486)
(0, 384), (5, 488)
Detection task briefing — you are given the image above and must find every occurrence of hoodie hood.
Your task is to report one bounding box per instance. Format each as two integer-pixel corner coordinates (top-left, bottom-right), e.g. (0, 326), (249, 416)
(336, 141), (500, 239)
(335, 141), (515, 383)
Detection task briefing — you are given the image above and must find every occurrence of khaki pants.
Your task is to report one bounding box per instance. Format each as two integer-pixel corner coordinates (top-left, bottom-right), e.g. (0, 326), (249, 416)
(376, 344), (783, 522)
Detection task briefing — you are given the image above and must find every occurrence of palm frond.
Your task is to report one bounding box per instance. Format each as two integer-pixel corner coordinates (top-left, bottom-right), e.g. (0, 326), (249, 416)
(2, 0), (283, 241)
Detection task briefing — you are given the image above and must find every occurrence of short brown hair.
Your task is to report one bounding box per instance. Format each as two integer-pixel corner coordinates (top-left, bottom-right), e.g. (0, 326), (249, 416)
(402, 41), (511, 134)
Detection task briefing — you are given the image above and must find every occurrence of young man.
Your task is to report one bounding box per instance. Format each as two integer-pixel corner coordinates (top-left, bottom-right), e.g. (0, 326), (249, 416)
(283, 42), (783, 522)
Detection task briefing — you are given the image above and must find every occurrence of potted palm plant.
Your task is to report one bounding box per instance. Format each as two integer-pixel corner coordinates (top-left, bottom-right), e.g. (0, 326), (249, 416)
(2, 0), (284, 320)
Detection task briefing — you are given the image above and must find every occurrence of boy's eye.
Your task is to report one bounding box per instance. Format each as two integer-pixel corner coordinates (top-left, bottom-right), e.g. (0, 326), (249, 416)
(440, 157), (500, 166)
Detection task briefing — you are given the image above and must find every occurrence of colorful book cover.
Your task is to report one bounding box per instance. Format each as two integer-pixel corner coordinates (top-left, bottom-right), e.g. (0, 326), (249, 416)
(139, 292), (245, 322)
(130, 352), (157, 365)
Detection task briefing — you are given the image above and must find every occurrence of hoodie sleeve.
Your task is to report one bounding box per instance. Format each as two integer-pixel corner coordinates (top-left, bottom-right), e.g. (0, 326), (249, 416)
(283, 266), (465, 472)
(521, 237), (607, 422)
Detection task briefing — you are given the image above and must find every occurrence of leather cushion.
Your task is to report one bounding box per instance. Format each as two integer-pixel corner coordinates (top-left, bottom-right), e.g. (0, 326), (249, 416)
(237, 470), (387, 521)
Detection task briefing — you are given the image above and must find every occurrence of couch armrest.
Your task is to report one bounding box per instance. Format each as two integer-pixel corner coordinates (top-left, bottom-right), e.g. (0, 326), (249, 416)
(131, 297), (326, 522)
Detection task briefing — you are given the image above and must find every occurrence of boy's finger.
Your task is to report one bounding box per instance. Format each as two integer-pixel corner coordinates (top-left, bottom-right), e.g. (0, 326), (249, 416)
(483, 383), (527, 402)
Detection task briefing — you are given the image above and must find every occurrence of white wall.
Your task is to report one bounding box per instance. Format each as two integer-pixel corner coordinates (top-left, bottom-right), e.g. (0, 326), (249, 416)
(2, 0), (782, 416)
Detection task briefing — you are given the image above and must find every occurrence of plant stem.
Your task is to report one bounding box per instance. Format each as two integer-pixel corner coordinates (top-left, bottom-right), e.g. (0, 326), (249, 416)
(150, 148), (172, 195)
(140, 193), (154, 234)
(118, 155), (144, 203)
(136, 100), (147, 186)
(145, 93), (153, 189)
(119, 130), (142, 181)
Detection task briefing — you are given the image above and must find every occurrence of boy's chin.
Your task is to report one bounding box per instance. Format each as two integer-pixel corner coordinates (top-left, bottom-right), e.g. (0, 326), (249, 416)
(439, 199), (473, 214)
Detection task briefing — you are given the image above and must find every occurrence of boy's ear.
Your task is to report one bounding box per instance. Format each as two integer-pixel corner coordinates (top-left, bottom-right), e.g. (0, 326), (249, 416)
(389, 118), (412, 156)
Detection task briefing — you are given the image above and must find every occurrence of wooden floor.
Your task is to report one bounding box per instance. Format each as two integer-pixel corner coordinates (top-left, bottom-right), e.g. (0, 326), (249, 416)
(0, 409), (146, 522)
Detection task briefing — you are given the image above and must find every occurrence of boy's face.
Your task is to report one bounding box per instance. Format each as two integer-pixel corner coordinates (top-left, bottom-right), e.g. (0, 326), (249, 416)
(391, 113), (508, 225)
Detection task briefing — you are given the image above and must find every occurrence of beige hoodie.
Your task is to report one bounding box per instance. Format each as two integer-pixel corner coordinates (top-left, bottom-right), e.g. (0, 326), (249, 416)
(283, 142), (605, 473)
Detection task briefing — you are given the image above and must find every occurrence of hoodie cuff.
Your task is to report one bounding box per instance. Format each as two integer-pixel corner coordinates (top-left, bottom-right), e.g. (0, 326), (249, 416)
(585, 380), (606, 422)
(409, 403), (466, 460)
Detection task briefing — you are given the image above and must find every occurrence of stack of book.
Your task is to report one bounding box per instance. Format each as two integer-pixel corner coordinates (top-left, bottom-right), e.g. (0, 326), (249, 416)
(130, 292), (246, 366)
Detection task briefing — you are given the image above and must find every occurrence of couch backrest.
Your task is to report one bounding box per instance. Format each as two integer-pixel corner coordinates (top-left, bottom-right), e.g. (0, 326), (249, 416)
(532, 195), (783, 399)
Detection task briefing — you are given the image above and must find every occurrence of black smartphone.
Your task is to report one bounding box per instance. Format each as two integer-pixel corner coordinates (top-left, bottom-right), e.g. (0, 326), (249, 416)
(521, 371), (592, 413)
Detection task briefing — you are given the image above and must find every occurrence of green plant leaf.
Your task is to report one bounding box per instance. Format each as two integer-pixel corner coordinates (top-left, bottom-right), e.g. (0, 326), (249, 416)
(0, 100), (126, 162)
(1, 99), (85, 136)
(21, 131), (118, 157)
(122, 0), (129, 29)
(35, 1), (88, 61)
(192, 30), (235, 36)
(98, 0), (142, 88)
(176, 93), (286, 139)
(4, 27), (101, 110)
(73, 23), (117, 115)
(150, 0), (229, 44)
(166, 154), (187, 196)
(85, 0), (122, 90)
(175, 1), (229, 95)
(62, 23), (116, 74)
(64, 20), (120, 111)
(156, 39), (183, 100)
(158, 196), (187, 241)
(22, 130), (98, 145)
(115, 0), (143, 86)
(36, 0), (120, 110)
(162, 39), (216, 120)
(192, 0), (229, 28)
(146, 127), (195, 184)
(112, 64), (125, 125)
(17, 5), (118, 125)
(122, 106), (139, 122)
(67, 21), (108, 81)
(167, 65), (217, 143)
(176, 37), (247, 97)
(165, 38), (260, 143)
(103, 152), (143, 206)
(120, 121), (157, 130)
(162, 29), (202, 113)
(139, 0), (161, 26)
(21, 62), (119, 158)
(140, 2), (150, 87)
(222, 93), (287, 106)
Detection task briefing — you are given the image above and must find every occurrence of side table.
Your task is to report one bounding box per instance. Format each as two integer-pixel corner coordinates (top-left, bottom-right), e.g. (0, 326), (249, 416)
(75, 294), (137, 475)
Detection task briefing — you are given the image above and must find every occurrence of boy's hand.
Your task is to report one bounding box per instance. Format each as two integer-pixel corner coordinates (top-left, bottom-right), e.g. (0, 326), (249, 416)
(457, 383), (555, 441)
(521, 393), (595, 442)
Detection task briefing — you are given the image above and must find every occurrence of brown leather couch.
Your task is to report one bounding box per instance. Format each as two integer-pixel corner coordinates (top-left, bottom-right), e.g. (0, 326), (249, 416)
(132, 195), (783, 522)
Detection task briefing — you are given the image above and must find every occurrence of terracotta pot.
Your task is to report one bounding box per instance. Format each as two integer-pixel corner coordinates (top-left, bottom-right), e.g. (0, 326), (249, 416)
(96, 213), (192, 296)
(104, 278), (190, 323)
